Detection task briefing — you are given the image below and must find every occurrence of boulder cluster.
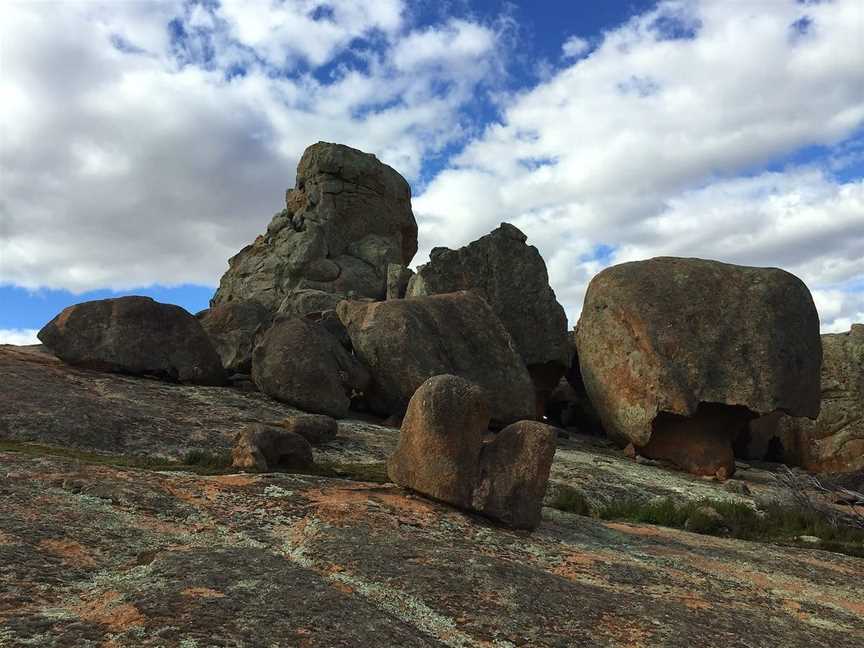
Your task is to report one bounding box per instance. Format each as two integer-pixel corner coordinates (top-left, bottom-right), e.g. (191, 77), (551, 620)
(34, 141), (863, 531)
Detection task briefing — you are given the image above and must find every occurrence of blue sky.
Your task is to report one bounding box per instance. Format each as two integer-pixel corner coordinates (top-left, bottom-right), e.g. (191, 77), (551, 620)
(1, 0), (863, 344)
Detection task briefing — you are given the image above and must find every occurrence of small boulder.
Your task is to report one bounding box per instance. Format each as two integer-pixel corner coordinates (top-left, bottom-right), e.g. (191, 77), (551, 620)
(278, 413), (338, 445)
(337, 291), (535, 424)
(576, 257), (822, 476)
(252, 316), (369, 418)
(388, 375), (557, 530)
(232, 423), (313, 471)
(197, 301), (271, 374)
(37, 296), (225, 385)
(472, 421), (557, 530)
(387, 375), (490, 509)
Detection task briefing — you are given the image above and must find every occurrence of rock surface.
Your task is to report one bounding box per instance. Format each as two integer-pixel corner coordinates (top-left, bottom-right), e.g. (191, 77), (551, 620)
(231, 422), (313, 471)
(473, 421), (557, 530)
(388, 375), (490, 509)
(2, 448), (863, 648)
(211, 142), (417, 314)
(407, 223), (570, 399)
(252, 316), (370, 418)
(337, 291), (535, 424)
(197, 301), (271, 374)
(576, 257), (822, 472)
(37, 296), (225, 385)
(745, 325), (864, 473)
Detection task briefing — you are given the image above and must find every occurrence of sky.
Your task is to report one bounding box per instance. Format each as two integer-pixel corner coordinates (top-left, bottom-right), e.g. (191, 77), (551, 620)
(1, 0), (863, 345)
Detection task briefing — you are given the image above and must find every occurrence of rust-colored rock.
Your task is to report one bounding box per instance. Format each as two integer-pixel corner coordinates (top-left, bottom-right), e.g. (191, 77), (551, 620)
(37, 296), (225, 386)
(472, 421), (557, 530)
(232, 422), (313, 471)
(387, 375), (489, 509)
(576, 257), (822, 475)
(744, 324), (864, 473)
(337, 291), (535, 424)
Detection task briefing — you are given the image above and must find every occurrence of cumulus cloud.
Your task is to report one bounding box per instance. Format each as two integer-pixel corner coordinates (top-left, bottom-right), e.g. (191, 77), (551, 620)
(0, 329), (40, 346)
(413, 0), (864, 332)
(0, 0), (503, 292)
(1, 0), (862, 334)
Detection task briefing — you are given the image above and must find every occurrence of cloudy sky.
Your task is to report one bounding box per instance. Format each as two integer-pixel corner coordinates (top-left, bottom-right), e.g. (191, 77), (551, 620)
(1, 0), (863, 345)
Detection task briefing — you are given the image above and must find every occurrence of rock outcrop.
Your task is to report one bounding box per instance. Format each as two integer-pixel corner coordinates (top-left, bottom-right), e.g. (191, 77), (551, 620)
(387, 375), (556, 529)
(232, 422), (314, 471)
(337, 291), (536, 424)
(37, 296), (225, 385)
(211, 142), (418, 315)
(576, 257), (822, 475)
(197, 301), (271, 374)
(406, 223), (569, 407)
(251, 316), (370, 418)
(743, 324), (864, 472)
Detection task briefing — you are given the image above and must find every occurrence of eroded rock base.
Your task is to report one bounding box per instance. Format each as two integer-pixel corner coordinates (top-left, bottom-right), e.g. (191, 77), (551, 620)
(640, 403), (755, 477)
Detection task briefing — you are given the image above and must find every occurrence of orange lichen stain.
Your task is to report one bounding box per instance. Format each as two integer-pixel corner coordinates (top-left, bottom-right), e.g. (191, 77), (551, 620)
(782, 599), (809, 621)
(330, 580), (354, 595)
(675, 594), (712, 610)
(303, 485), (440, 527)
(181, 587), (225, 598)
(39, 538), (97, 568)
(794, 554), (862, 577)
(818, 594), (864, 617)
(687, 555), (773, 590)
(550, 550), (618, 581)
(604, 522), (669, 538)
(75, 591), (145, 632)
(595, 611), (654, 648)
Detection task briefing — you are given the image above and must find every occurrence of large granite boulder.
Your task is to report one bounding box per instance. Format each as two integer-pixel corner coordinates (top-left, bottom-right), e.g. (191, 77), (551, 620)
(37, 296), (225, 385)
(251, 316), (370, 418)
(197, 301), (271, 374)
(337, 291), (535, 424)
(211, 142), (418, 315)
(406, 223), (569, 406)
(743, 324), (864, 473)
(388, 375), (556, 530)
(576, 257), (822, 475)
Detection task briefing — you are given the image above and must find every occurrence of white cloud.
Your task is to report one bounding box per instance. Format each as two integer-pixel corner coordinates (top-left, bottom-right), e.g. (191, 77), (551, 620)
(0, 0), (505, 293)
(561, 35), (590, 59)
(0, 0), (862, 337)
(413, 0), (864, 332)
(0, 329), (40, 346)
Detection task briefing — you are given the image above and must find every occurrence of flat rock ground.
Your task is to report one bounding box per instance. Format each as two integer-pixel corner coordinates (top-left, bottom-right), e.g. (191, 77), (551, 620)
(2, 345), (863, 647)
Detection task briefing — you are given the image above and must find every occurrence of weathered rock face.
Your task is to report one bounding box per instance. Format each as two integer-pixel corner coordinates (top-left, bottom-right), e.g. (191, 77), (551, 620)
(406, 223), (570, 401)
(388, 375), (556, 529)
(211, 142), (418, 314)
(251, 316), (370, 418)
(232, 422), (313, 471)
(576, 257), (822, 474)
(387, 375), (489, 508)
(472, 421), (557, 530)
(744, 325), (864, 473)
(337, 291), (536, 424)
(197, 301), (271, 374)
(37, 296), (225, 386)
